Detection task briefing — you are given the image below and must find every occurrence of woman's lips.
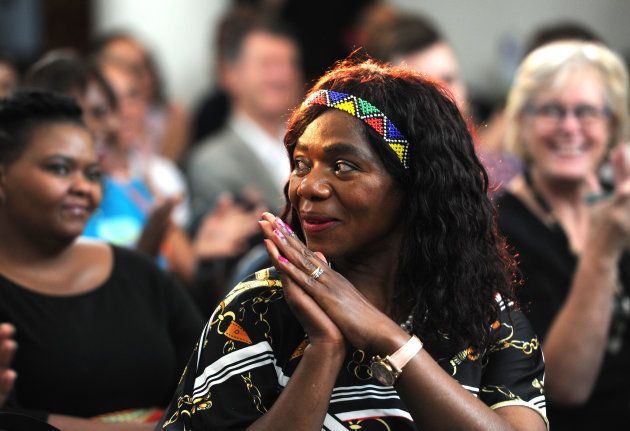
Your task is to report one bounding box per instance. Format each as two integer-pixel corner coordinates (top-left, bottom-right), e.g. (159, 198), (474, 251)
(548, 141), (589, 158)
(62, 201), (94, 218)
(301, 215), (339, 233)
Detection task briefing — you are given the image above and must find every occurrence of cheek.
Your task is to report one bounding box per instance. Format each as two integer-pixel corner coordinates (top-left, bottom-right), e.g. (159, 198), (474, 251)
(521, 123), (547, 155)
(15, 183), (59, 211)
(589, 127), (612, 165)
(590, 124), (611, 148)
(93, 184), (104, 204)
(351, 181), (397, 215)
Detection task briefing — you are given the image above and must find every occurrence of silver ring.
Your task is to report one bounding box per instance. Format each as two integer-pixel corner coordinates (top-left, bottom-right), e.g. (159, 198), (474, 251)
(310, 266), (324, 280)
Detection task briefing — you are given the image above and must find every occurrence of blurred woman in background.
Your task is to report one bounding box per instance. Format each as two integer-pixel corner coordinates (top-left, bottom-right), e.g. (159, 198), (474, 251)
(92, 32), (190, 162)
(496, 40), (630, 429)
(0, 91), (203, 430)
(24, 49), (262, 299)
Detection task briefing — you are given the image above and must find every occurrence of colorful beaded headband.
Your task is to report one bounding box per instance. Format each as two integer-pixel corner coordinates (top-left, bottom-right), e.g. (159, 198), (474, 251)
(303, 89), (410, 169)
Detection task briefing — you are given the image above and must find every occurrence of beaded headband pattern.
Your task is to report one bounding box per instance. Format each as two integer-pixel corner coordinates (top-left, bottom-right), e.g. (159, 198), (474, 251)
(302, 89), (410, 168)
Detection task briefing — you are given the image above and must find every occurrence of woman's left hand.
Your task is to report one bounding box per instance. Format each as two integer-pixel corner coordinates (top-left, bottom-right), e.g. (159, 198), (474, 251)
(259, 212), (402, 351)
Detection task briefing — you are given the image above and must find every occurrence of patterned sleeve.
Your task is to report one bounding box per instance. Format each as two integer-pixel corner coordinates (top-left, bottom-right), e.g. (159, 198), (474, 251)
(479, 296), (549, 429)
(159, 269), (288, 431)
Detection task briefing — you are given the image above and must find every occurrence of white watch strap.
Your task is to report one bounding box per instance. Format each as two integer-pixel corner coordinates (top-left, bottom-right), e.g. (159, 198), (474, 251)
(388, 335), (423, 373)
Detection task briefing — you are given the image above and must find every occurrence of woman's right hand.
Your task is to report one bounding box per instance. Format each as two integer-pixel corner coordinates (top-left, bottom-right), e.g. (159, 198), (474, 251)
(194, 194), (264, 260)
(245, 219), (346, 431)
(259, 218), (346, 353)
(589, 144), (630, 257)
(136, 196), (180, 257)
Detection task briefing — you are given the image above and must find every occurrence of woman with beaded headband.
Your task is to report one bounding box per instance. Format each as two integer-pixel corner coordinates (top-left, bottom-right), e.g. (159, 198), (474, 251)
(160, 59), (547, 430)
(496, 41), (630, 429)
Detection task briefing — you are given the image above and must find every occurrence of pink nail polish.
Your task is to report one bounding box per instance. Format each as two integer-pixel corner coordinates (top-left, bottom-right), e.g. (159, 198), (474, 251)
(278, 255), (289, 264)
(277, 218), (294, 234)
(273, 228), (285, 239)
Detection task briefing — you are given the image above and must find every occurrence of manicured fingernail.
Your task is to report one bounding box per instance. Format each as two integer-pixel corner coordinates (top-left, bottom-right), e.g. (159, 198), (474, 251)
(278, 255), (289, 264)
(277, 218), (294, 234)
(273, 228), (285, 239)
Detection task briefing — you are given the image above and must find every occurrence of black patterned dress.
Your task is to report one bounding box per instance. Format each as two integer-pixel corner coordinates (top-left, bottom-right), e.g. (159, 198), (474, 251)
(160, 268), (548, 430)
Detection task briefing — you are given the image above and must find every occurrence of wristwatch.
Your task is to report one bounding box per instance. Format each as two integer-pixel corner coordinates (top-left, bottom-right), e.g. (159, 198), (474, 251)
(370, 335), (423, 386)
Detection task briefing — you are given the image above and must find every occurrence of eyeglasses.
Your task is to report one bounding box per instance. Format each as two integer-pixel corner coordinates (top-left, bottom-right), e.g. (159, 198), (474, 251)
(525, 103), (611, 127)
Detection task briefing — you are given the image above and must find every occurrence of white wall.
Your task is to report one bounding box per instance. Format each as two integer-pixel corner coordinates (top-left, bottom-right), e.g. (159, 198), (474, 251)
(390, 0), (630, 99)
(93, 0), (228, 108)
(94, 0), (630, 107)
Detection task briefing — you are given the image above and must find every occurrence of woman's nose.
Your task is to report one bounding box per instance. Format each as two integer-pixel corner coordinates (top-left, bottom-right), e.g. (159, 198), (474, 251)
(70, 172), (97, 196)
(296, 168), (332, 200)
(558, 109), (582, 132)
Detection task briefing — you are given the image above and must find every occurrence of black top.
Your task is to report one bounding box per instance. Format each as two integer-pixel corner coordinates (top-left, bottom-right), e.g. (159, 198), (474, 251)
(0, 246), (203, 419)
(159, 268), (547, 430)
(496, 191), (630, 429)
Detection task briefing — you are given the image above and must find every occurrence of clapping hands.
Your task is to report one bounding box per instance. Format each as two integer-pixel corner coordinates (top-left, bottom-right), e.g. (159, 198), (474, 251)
(588, 144), (630, 256)
(0, 323), (17, 407)
(194, 193), (266, 260)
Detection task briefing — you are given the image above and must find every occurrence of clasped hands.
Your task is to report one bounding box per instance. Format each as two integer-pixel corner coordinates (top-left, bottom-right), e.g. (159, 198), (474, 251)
(258, 212), (406, 354)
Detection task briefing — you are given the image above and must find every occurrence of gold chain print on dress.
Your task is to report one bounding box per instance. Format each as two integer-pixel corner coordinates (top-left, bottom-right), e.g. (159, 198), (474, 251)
(532, 377), (544, 394)
(481, 385), (521, 401)
(241, 372), (268, 414)
(209, 273), (283, 353)
(165, 270), (285, 427)
(347, 349), (373, 380)
(347, 418), (393, 430)
(447, 346), (481, 376)
(212, 306), (252, 354)
(162, 392), (214, 428)
(246, 285), (284, 345)
(490, 321), (540, 355)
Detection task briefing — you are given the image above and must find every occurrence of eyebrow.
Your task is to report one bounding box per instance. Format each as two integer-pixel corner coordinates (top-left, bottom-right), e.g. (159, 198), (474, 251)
(43, 154), (74, 163)
(44, 154), (99, 166)
(295, 141), (370, 159)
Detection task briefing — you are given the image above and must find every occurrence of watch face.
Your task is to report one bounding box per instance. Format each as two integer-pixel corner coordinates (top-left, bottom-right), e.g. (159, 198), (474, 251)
(371, 361), (396, 386)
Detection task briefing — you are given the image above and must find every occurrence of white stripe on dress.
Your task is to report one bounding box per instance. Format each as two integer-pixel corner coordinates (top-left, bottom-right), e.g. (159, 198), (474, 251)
(335, 408), (413, 422)
(193, 341), (274, 397)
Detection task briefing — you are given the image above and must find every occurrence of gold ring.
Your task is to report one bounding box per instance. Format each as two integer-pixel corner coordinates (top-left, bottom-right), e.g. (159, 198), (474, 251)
(310, 266), (324, 280)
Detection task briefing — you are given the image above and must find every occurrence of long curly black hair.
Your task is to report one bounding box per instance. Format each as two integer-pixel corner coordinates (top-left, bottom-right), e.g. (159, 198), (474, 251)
(282, 59), (517, 351)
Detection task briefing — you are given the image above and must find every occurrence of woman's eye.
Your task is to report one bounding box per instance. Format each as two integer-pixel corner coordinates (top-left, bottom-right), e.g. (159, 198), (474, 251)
(85, 167), (103, 183)
(294, 159), (309, 173)
(46, 163), (70, 176)
(334, 161), (356, 174)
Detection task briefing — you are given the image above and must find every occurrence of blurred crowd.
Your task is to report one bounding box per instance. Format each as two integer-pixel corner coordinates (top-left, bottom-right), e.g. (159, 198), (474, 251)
(0, 1), (629, 430)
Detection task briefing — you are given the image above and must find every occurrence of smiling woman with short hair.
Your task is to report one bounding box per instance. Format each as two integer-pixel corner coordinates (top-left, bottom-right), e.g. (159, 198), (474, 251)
(0, 91), (202, 431)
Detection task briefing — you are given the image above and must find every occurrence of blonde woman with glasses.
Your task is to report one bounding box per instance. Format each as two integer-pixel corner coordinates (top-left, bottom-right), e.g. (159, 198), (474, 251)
(496, 40), (630, 430)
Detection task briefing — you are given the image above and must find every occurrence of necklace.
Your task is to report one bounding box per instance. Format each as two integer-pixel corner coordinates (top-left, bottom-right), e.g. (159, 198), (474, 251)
(399, 305), (428, 334)
(400, 313), (414, 333)
(523, 169), (555, 224)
